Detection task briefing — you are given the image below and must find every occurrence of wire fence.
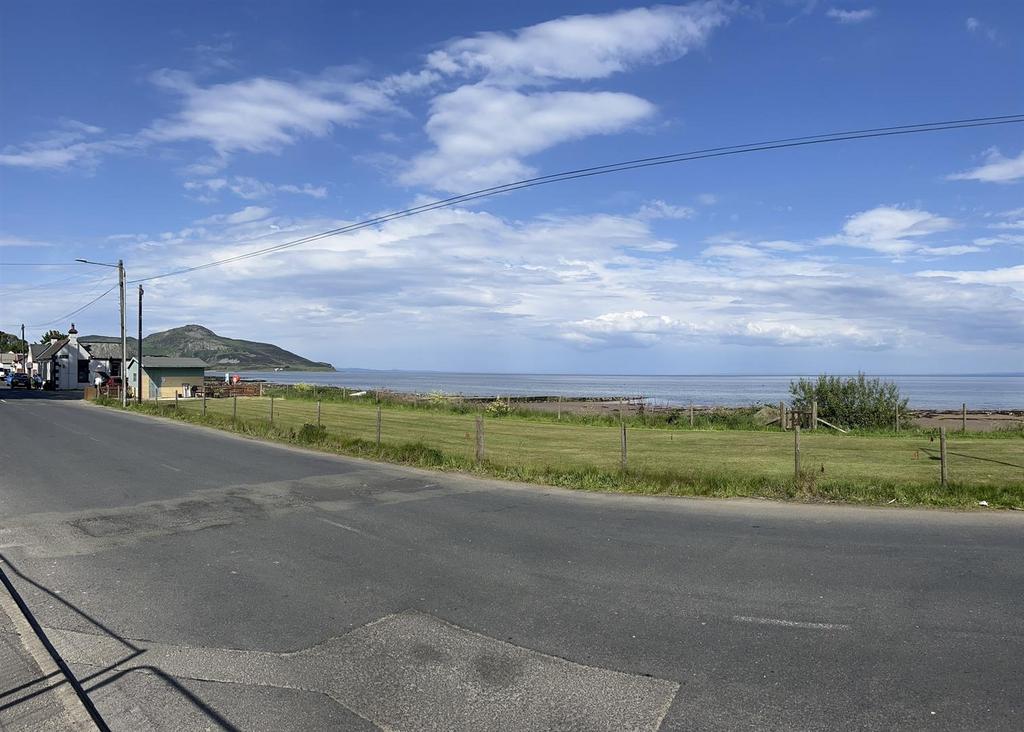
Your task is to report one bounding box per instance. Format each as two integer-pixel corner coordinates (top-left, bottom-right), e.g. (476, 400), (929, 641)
(154, 394), (1023, 500)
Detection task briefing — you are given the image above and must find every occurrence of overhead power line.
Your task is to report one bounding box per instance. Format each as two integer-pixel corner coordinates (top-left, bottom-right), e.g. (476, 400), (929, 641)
(126, 113), (1024, 285)
(24, 285), (118, 329)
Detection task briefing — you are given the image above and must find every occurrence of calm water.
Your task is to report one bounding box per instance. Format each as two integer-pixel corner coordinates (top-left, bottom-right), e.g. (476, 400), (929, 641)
(220, 370), (1024, 410)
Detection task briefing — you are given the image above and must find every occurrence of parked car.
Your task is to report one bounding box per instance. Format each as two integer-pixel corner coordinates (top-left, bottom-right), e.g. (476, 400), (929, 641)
(9, 373), (32, 389)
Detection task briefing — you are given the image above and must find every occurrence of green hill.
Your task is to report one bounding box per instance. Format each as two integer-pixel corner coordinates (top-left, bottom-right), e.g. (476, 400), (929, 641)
(82, 325), (334, 371)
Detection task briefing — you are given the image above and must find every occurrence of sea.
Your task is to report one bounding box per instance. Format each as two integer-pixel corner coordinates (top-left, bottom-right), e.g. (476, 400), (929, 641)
(214, 370), (1024, 411)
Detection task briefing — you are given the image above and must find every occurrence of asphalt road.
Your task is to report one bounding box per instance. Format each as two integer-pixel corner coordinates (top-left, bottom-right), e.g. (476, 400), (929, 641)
(1, 388), (1022, 730)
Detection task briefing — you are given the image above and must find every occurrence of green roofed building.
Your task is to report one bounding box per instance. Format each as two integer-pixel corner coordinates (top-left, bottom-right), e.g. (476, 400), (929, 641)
(126, 356), (207, 400)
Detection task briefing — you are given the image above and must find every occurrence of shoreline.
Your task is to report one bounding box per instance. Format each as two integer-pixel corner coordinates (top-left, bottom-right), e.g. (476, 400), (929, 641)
(208, 378), (1024, 432)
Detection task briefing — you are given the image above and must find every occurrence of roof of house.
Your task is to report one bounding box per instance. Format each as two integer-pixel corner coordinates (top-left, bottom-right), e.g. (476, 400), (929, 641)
(34, 339), (69, 361)
(82, 341), (126, 360)
(127, 356), (208, 369)
(28, 344), (48, 359)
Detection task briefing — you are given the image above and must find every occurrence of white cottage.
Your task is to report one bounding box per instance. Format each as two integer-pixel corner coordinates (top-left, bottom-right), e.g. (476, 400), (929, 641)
(29, 324), (98, 390)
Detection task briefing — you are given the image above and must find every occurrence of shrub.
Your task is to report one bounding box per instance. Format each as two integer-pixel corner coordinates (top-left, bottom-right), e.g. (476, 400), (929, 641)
(789, 373), (909, 430)
(485, 398), (513, 416)
(296, 423), (328, 444)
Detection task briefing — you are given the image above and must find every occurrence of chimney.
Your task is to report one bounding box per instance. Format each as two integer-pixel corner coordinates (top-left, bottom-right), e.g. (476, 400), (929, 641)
(67, 323), (78, 346)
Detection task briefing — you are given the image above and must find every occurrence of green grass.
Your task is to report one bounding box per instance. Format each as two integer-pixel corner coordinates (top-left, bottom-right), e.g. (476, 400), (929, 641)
(97, 396), (1024, 509)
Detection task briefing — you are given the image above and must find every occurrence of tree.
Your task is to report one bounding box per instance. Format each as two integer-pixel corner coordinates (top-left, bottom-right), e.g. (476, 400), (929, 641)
(789, 373), (909, 430)
(0, 331), (27, 352)
(38, 329), (67, 344)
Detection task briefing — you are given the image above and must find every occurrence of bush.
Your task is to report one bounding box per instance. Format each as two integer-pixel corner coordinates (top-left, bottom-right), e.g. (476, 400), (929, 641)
(296, 423), (328, 444)
(790, 373), (909, 430)
(485, 398), (513, 416)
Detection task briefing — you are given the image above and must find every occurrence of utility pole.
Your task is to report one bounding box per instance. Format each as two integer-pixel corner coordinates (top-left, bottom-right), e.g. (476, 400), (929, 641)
(118, 260), (126, 407)
(20, 324), (25, 374)
(76, 258), (127, 405)
(137, 285), (143, 403)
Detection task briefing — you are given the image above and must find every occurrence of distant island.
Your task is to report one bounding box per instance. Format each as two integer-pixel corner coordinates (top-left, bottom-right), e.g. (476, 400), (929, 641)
(81, 324), (335, 372)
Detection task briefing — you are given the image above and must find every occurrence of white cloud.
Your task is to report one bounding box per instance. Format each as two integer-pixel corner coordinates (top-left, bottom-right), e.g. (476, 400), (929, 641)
(427, 2), (731, 83)
(916, 265), (1024, 292)
(144, 70), (389, 155)
(197, 205), (272, 226)
(0, 234), (51, 248)
(0, 121), (135, 170)
(701, 243), (766, 258)
(821, 205), (957, 255)
(636, 200), (696, 221)
(404, 3), (733, 192)
(825, 7), (876, 24)
(563, 311), (685, 348)
(965, 16), (998, 42)
(948, 148), (1024, 184)
(105, 200), (1024, 361)
(185, 176), (327, 201)
(402, 85), (655, 191)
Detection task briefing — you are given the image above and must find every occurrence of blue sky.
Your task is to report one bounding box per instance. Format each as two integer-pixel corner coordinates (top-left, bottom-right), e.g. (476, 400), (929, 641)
(1, 1), (1022, 373)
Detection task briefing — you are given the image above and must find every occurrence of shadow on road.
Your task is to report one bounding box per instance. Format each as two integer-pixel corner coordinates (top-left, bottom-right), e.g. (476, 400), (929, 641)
(0, 387), (85, 401)
(0, 553), (239, 731)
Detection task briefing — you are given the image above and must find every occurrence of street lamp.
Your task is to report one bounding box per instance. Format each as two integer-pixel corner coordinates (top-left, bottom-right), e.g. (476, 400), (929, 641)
(76, 258), (127, 407)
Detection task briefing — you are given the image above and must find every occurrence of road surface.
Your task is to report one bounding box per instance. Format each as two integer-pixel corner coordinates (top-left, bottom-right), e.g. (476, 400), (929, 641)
(1, 389), (1022, 730)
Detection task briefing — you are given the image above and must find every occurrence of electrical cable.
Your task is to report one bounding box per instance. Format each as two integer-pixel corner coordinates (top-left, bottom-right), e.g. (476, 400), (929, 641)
(127, 113), (1024, 284)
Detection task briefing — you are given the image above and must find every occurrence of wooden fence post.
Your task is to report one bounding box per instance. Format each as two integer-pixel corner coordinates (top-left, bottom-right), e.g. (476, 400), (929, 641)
(894, 403), (899, 434)
(961, 403), (967, 433)
(811, 400), (818, 431)
(376, 405), (382, 448)
(689, 402), (694, 427)
(620, 422), (628, 472)
(174, 393), (179, 409)
(779, 401), (786, 430)
(939, 427), (948, 487)
(557, 395), (562, 421)
(794, 424), (801, 480)
(475, 416), (484, 462)
(270, 395), (274, 424)
(316, 400), (321, 428)
(232, 395), (237, 423)
(202, 390), (207, 417)
(259, 382), (264, 397)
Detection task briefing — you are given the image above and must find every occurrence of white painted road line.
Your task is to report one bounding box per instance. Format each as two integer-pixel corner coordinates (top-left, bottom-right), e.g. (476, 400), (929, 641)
(159, 463), (182, 472)
(319, 517), (369, 536)
(732, 615), (851, 631)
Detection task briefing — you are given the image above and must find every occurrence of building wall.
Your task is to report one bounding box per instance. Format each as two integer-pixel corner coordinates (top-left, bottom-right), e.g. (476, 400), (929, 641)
(125, 364), (205, 400)
(149, 368), (205, 398)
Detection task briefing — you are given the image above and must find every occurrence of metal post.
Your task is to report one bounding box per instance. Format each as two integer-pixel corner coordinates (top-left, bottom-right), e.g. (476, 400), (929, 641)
(939, 427), (948, 487)
(202, 389), (207, 417)
(475, 416), (484, 462)
(620, 422), (627, 472)
(794, 424), (801, 479)
(233, 395), (237, 423)
(174, 392), (178, 409)
(961, 403), (967, 433)
(118, 260), (127, 407)
(136, 285), (143, 403)
(270, 395), (274, 424)
(316, 400), (321, 428)
(376, 405), (382, 448)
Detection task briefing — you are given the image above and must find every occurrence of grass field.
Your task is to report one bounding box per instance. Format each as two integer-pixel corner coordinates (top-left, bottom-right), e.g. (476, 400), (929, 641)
(106, 396), (1024, 508)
